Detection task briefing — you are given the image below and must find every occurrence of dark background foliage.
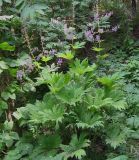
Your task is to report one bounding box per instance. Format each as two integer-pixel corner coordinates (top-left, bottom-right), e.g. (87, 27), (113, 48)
(0, 0), (139, 160)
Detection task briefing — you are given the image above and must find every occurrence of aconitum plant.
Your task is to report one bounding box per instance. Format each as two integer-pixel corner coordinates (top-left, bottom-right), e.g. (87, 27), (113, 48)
(84, 12), (119, 43)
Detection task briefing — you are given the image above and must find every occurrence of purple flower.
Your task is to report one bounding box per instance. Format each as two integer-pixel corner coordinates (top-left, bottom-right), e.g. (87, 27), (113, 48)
(104, 11), (113, 19)
(95, 35), (101, 42)
(36, 54), (42, 61)
(85, 30), (94, 42)
(112, 26), (119, 32)
(24, 58), (34, 72)
(49, 49), (56, 56)
(94, 13), (99, 21)
(16, 70), (24, 81)
(57, 58), (63, 65)
(107, 11), (113, 17)
(64, 24), (75, 40)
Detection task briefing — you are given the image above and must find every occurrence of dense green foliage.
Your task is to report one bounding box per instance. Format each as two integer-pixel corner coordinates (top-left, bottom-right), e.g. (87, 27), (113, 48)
(0, 0), (139, 160)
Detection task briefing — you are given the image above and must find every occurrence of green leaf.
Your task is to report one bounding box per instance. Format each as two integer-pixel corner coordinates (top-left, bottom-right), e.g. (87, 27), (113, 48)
(106, 125), (131, 149)
(0, 0), (3, 6)
(0, 42), (15, 51)
(107, 155), (128, 160)
(0, 61), (8, 70)
(57, 51), (74, 60)
(112, 100), (127, 111)
(56, 82), (85, 105)
(92, 47), (104, 52)
(61, 134), (90, 160)
(0, 100), (8, 110)
(36, 70), (71, 93)
(4, 120), (13, 131)
(72, 42), (86, 49)
(21, 3), (47, 20)
(127, 116), (139, 128)
(41, 56), (52, 62)
(4, 142), (33, 160)
(38, 134), (61, 150)
(1, 92), (16, 100)
(76, 113), (104, 129)
(15, 0), (24, 7)
(69, 59), (96, 75)
(4, 0), (11, 3)
(98, 73), (120, 89)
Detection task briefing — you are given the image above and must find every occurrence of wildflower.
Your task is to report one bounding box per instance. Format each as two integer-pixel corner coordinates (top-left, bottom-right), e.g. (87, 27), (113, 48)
(95, 35), (101, 42)
(107, 11), (113, 17)
(57, 58), (63, 65)
(49, 49), (56, 56)
(85, 30), (94, 42)
(103, 11), (113, 19)
(16, 70), (24, 81)
(64, 24), (75, 40)
(36, 54), (42, 61)
(24, 58), (34, 72)
(112, 25), (119, 32)
(94, 13), (99, 21)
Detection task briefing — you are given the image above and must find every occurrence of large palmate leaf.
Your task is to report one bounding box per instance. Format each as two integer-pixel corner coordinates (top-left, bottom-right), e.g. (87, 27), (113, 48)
(21, 3), (48, 20)
(76, 114), (103, 129)
(72, 42), (86, 49)
(127, 116), (139, 129)
(61, 134), (90, 160)
(36, 69), (70, 93)
(87, 88), (127, 111)
(57, 51), (74, 60)
(55, 81), (86, 105)
(38, 134), (61, 150)
(29, 105), (65, 125)
(98, 73), (121, 89)
(106, 125), (132, 149)
(69, 58), (96, 75)
(4, 142), (33, 160)
(14, 98), (65, 126)
(29, 135), (62, 160)
(75, 107), (103, 129)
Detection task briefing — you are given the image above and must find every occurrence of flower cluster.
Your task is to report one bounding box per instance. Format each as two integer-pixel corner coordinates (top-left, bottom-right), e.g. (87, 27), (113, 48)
(57, 58), (63, 65)
(24, 58), (34, 73)
(84, 11), (119, 42)
(35, 49), (57, 62)
(84, 29), (101, 43)
(112, 25), (119, 32)
(16, 70), (24, 81)
(85, 30), (94, 42)
(104, 11), (113, 19)
(64, 24), (75, 40)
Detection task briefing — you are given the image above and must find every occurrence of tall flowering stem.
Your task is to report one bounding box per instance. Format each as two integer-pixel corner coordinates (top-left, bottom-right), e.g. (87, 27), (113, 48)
(96, 0), (101, 49)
